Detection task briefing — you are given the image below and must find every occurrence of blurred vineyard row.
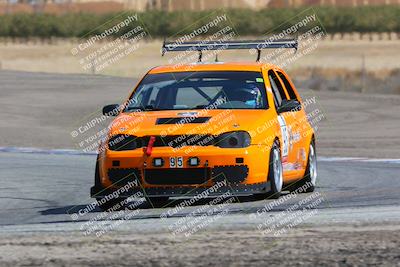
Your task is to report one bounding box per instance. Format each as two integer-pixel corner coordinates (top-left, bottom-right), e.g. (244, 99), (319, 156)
(0, 5), (399, 38)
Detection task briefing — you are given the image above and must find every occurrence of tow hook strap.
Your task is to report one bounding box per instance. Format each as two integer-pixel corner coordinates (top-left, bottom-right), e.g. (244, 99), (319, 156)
(145, 136), (156, 156)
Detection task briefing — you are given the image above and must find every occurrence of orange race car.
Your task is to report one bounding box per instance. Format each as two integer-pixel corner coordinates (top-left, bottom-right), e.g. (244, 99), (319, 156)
(91, 40), (317, 211)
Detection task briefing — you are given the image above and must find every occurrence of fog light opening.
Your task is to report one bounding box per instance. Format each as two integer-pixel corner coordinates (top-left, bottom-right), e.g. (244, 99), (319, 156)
(188, 157), (200, 167)
(153, 158), (164, 167)
(236, 158), (244, 164)
(112, 160), (120, 167)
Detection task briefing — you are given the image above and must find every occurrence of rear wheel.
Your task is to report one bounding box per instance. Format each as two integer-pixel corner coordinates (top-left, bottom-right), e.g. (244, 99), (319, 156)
(145, 196), (169, 208)
(254, 141), (283, 200)
(289, 140), (317, 193)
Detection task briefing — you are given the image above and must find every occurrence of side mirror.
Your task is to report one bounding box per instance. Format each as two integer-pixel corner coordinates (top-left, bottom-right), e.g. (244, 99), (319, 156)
(277, 99), (302, 113)
(102, 104), (120, 116)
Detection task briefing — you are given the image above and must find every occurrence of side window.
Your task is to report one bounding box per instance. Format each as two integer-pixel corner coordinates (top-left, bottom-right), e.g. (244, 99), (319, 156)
(277, 71), (298, 100)
(268, 70), (287, 107)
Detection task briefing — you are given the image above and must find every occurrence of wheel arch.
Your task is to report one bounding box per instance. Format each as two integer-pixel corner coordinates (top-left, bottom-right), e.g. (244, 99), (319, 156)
(265, 136), (281, 177)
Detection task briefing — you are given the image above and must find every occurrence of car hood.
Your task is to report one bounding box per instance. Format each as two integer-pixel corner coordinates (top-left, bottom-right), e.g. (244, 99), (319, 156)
(108, 109), (277, 138)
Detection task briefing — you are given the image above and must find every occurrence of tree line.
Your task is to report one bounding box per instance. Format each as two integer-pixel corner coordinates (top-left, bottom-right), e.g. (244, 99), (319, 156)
(0, 5), (399, 38)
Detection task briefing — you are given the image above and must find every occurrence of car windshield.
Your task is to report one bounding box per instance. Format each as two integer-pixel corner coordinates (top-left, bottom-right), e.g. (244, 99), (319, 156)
(124, 71), (268, 111)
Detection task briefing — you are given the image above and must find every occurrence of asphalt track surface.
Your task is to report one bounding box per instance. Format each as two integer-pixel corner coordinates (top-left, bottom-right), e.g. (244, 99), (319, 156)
(1, 150), (400, 232)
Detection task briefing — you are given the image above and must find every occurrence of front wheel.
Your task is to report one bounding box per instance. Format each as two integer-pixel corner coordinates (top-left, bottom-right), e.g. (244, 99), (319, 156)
(254, 141), (283, 200)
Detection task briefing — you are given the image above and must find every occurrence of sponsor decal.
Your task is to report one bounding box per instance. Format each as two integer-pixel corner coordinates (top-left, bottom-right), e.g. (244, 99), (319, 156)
(177, 112), (198, 117)
(277, 115), (289, 162)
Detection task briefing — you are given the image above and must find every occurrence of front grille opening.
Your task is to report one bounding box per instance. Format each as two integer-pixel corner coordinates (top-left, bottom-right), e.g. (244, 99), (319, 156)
(142, 135), (215, 148)
(108, 134), (215, 151)
(144, 168), (210, 185)
(108, 135), (139, 151)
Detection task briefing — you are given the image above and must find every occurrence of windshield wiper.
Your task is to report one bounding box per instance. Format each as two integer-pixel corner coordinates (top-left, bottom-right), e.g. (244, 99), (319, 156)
(125, 106), (144, 111)
(125, 105), (158, 112)
(191, 104), (224, 110)
(190, 105), (209, 109)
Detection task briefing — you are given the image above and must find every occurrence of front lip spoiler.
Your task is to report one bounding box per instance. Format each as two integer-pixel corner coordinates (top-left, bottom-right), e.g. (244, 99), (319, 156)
(91, 182), (270, 198)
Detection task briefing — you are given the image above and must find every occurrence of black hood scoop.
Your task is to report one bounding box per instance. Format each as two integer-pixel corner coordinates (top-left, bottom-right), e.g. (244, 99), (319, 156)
(156, 117), (211, 125)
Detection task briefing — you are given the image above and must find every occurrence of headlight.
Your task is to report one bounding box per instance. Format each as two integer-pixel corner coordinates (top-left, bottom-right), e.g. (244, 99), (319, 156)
(215, 131), (251, 148)
(108, 134), (139, 151)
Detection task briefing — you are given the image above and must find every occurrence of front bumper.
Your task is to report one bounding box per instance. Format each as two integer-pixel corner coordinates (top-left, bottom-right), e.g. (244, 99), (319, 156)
(92, 145), (271, 198)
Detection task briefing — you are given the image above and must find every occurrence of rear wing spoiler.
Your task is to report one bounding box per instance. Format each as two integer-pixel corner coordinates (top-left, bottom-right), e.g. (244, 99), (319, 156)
(161, 39), (298, 62)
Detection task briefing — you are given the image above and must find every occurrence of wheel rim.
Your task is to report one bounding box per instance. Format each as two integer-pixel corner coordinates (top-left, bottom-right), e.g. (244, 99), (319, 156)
(309, 144), (317, 185)
(273, 148), (283, 192)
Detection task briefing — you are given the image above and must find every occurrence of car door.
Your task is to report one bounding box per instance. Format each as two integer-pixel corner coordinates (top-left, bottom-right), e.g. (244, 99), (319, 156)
(276, 70), (308, 174)
(267, 70), (298, 178)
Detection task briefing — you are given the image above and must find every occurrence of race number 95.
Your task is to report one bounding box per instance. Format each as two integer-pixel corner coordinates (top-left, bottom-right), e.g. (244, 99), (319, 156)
(169, 157), (183, 168)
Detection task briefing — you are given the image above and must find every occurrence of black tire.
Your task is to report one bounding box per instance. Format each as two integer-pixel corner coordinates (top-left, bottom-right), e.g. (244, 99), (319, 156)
(94, 157), (125, 211)
(288, 140), (317, 193)
(254, 141), (283, 200)
(145, 196), (169, 208)
(94, 156), (101, 188)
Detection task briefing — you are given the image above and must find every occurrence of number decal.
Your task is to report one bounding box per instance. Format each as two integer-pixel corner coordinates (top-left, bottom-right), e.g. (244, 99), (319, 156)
(169, 157), (176, 168)
(169, 157), (183, 168)
(177, 157), (183, 168)
(277, 115), (289, 161)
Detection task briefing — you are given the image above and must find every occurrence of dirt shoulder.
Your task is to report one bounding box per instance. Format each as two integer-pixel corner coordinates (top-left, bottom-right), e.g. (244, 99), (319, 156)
(1, 40), (399, 77)
(0, 224), (399, 266)
(300, 89), (400, 158)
